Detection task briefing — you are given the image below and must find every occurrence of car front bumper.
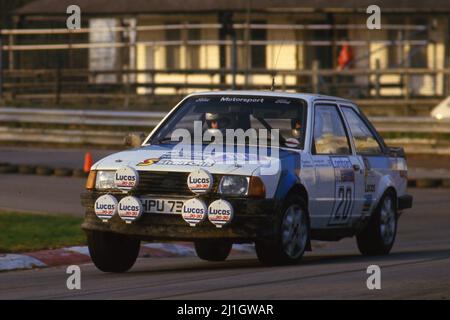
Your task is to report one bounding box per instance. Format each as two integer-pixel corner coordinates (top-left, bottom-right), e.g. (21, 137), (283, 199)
(81, 192), (280, 242)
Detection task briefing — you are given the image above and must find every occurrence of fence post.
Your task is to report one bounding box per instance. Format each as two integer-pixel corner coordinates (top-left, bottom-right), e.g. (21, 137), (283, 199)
(312, 60), (319, 93)
(375, 59), (381, 98)
(55, 55), (62, 105)
(0, 34), (3, 101)
(231, 33), (237, 90)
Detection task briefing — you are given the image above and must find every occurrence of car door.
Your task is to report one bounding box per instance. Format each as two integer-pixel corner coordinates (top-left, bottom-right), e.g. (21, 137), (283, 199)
(309, 103), (364, 229)
(340, 105), (387, 219)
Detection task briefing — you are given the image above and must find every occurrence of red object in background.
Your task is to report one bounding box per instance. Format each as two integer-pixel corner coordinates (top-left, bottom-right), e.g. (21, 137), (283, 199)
(338, 43), (353, 70)
(83, 152), (93, 173)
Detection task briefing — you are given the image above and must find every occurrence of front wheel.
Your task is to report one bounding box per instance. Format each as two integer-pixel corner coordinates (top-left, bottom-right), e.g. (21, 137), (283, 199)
(357, 192), (397, 256)
(87, 231), (140, 273)
(255, 195), (309, 266)
(194, 239), (233, 261)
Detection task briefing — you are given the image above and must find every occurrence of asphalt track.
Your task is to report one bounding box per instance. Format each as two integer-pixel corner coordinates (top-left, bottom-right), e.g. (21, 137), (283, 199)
(0, 188), (449, 299)
(0, 147), (116, 169)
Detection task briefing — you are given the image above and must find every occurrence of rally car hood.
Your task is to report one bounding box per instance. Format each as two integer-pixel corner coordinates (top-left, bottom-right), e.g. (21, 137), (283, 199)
(92, 144), (300, 176)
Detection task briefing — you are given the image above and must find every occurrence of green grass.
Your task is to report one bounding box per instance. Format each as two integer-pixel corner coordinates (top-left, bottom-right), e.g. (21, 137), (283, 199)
(0, 211), (86, 253)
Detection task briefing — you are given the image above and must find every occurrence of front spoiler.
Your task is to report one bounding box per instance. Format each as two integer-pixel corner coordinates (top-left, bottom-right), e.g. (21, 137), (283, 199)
(81, 192), (280, 242)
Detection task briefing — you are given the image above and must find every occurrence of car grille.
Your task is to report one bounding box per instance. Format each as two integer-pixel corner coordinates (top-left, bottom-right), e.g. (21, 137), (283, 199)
(136, 171), (221, 196)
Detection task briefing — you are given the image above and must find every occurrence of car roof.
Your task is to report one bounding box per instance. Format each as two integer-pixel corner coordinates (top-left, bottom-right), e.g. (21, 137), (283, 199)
(187, 90), (356, 106)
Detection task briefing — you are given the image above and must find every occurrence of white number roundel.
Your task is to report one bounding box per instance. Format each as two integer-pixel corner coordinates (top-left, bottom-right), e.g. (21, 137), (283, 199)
(208, 199), (234, 228)
(94, 194), (118, 222)
(187, 169), (213, 194)
(118, 196), (143, 224)
(181, 198), (207, 227)
(114, 166), (139, 191)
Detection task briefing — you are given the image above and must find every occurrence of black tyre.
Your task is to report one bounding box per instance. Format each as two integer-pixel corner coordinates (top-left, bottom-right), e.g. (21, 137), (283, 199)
(194, 239), (232, 261)
(357, 191), (397, 256)
(87, 231), (140, 272)
(255, 195), (309, 266)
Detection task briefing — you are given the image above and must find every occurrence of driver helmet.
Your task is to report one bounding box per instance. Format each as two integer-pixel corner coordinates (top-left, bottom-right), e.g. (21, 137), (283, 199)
(205, 113), (229, 129)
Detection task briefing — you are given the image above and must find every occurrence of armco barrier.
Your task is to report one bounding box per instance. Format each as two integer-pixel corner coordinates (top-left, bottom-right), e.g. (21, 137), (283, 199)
(1, 108), (450, 151)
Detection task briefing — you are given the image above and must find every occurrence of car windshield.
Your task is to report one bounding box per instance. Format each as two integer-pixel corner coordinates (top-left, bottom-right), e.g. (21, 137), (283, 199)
(149, 95), (308, 149)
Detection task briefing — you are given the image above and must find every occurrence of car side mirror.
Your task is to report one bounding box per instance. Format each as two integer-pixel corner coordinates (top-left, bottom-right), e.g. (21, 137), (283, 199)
(124, 132), (146, 148)
(388, 146), (406, 158)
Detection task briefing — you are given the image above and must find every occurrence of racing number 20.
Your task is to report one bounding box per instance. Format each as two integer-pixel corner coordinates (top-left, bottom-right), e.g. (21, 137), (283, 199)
(333, 186), (353, 221)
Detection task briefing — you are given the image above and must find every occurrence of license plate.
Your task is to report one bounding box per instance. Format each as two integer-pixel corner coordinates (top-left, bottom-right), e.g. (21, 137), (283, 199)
(140, 197), (185, 215)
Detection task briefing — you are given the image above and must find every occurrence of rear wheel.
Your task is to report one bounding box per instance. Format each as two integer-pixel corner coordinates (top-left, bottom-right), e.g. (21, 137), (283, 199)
(357, 192), (397, 256)
(255, 195), (309, 265)
(87, 231), (140, 272)
(194, 239), (232, 261)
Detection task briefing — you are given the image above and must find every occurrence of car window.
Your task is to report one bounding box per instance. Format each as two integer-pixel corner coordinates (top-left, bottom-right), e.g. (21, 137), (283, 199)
(149, 95), (307, 149)
(341, 107), (382, 155)
(313, 105), (351, 155)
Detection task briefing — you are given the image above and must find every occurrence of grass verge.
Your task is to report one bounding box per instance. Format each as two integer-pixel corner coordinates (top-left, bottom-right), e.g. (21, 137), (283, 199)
(0, 211), (85, 253)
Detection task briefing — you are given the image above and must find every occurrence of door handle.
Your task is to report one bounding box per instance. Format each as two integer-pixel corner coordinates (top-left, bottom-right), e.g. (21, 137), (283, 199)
(353, 164), (361, 171)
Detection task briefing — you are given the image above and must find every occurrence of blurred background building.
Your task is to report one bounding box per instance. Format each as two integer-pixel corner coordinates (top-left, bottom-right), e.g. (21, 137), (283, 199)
(0, 0), (449, 114)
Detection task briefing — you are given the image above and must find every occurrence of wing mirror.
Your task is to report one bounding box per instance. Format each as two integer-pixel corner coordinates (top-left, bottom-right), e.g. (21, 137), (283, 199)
(388, 146), (406, 158)
(124, 132), (146, 148)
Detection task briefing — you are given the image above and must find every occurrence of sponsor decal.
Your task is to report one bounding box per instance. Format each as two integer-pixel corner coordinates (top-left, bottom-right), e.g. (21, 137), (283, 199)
(157, 159), (215, 167)
(313, 158), (332, 167)
(365, 184), (376, 193)
(118, 196), (143, 223)
(94, 194), (118, 222)
(208, 199), (234, 228)
(187, 169), (213, 194)
(301, 159), (314, 168)
(331, 157), (352, 169)
(219, 97), (264, 104)
(136, 158), (159, 166)
(181, 198), (207, 227)
(195, 97), (210, 103)
(114, 166), (139, 191)
(274, 99), (291, 104)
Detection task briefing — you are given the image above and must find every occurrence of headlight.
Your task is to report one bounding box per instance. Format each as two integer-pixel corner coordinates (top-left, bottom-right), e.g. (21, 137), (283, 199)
(95, 170), (116, 190)
(219, 176), (249, 196)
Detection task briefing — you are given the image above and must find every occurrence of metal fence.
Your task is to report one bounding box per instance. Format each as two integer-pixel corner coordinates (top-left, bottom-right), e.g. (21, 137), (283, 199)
(0, 22), (445, 112)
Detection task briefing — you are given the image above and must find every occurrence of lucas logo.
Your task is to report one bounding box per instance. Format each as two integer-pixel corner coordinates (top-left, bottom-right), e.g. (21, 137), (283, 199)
(119, 203), (140, 212)
(114, 167), (139, 190)
(188, 176), (210, 184)
(96, 203), (115, 210)
(209, 208), (231, 215)
(183, 206), (205, 214)
(115, 173), (136, 182)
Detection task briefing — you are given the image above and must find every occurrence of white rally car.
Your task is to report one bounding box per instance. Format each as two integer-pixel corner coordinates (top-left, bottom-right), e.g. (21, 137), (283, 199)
(82, 91), (412, 272)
